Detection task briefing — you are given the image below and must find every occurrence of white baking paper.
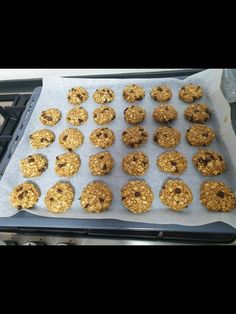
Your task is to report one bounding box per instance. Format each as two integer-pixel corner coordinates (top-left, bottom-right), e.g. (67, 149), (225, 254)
(1, 69), (236, 228)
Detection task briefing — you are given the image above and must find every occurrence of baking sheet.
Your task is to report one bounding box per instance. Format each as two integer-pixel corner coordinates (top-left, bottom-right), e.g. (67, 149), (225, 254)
(1, 69), (236, 228)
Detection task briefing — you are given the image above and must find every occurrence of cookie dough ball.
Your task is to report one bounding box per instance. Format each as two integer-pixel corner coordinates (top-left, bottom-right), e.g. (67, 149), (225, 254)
(123, 84), (145, 102)
(200, 181), (236, 212)
(186, 124), (215, 146)
(39, 108), (62, 126)
(89, 128), (115, 149)
(122, 152), (149, 176)
(89, 152), (114, 176)
(121, 180), (154, 213)
(59, 128), (84, 151)
(153, 126), (181, 148)
(153, 104), (177, 124)
(124, 106), (146, 124)
(20, 154), (48, 178)
(30, 129), (55, 149)
(44, 182), (74, 213)
(10, 182), (40, 210)
(122, 126), (148, 148)
(179, 84), (203, 103)
(184, 104), (211, 123)
(159, 179), (193, 211)
(80, 181), (113, 213)
(67, 86), (88, 105)
(93, 88), (115, 104)
(192, 149), (226, 176)
(55, 152), (81, 177)
(66, 107), (88, 126)
(93, 106), (116, 125)
(150, 85), (172, 102)
(157, 151), (187, 175)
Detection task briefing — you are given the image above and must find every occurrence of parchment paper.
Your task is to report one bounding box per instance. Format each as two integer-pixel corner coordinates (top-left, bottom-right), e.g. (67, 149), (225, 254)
(1, 69), (236, 228)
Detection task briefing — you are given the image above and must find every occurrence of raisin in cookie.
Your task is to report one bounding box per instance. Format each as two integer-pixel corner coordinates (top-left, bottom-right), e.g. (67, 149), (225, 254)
(30, 129), (55, 149)
(89, 152), (114, 176)
(20, 154), (48, 178)
(122, 152), (149, 176)
(93, 88), (115, 104)
(159, 179), (193, 211)
(66, 107), (88, 126)
(44, 182), (74, 213)
(122, 126), (148, 148)
(39, 108), (62, 126)
(192, 149), (226, 176)
(123, 84), (145, 102)
(179, 84), (203, 103)
(89, 128), (115, 149)
(55, 152), (81, 177)
(200, 181), (236, 212)
(10, 182), (40, 210)
(93, 106), (116, 125)
(184, 104), (211, 123)
(121, 180), (154, 213)
(150, 85), (172, 102)
(186, 124), (215, 146)
(157, 151), (187, 175)
(67, 86), (88, 105)
(80, 181), (113, 213)
(153, 104), (177, 124)
(153, 126), (181, 148)
(124, 106), (146, 124)
(59, 128), (84, 151)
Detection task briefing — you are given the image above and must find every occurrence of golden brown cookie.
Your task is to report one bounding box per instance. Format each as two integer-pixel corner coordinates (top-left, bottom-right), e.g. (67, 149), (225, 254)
(150, 85), (172, 102)
(153, 104), (178, 124)
(186, 124), (215, 146)
(20, 154), (48, 178)
(153, 126), (181, 148)
(10, 182), (40, 210)
(121, 180), (154, 213)
(184, 104), (211, 123)
(122, 126), (148, 148)
(89, 152), (114, 176)
(200, 181), (236, 212)
(192, 149), (226, 176)
(39, 108), (62, 126)
(93, 88), (115, 104)
(157, 151), (187, 175)
(66, 107), (88, 126)
(59, 128), (84, 151)
(89, 128), (115, 149)
(93, 106), (116, 125)
(30, 129), (55, 149)
(44, 182), (75, 213)
(159, 179), (193, 211)
(67, 86), (88, 105)
(179, 84), (203, 103)
(122, 152), (149, 176)
(80, 181), (113, 213)
(123, 84), (145, 102)
(124, 106), (146, 124)
(55, 152), (81, 177)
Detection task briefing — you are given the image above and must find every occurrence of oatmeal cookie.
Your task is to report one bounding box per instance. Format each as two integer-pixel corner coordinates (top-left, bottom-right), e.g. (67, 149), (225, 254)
(55, 152), (81, 177)
(89, 152), (114, 176)
(89, 128), (115, 149)
(153, 126), (181, 148)
(122, 126), (148, 148)
(157, 151), (187, 175)
(93, 106), (116, 125)
(66, 107), (88, 126)
(186, 124), (215, 146)
(67, 86), (88, 105)
(59, 128), (84, 151)
(93, 88), (115, 104)
(20, 154), (48, 178)
(124, 106), (146, 124)
(153, 104), (177, 124)
(179, 84), (203, 103)
(30, 129), (55, 149)
(122, 152), (149, 176)
(184, 104), (211, 123)
(150, 85), (172, 102)
(39, 108), (62, 126)
(123, 84), (145, 102)
(10, 182), (40, 210)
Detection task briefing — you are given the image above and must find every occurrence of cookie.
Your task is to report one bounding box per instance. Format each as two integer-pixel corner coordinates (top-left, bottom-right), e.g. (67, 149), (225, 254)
(124, 106), (146, 124)
(153, 104), (177, 124)
(121, 180), (154, 213)
(159, 179), (193, 211)
(200, 181), (236, 212)
(55, 152), (81, 177)
(66, 107), (88, 126)
(59, 128), (84, 151)
(122, 152), (149, 176)
(67, 86), (88, 105)
(89, 152), (114, 176)
(80, 181), (113, 213)
(179, 84), (203, 103)
(93, 106), (116, 125)
(157, 151), (187, 175)
(123, 84), (145, 102)
(44, 182), (74, 213)
(10, 182), (40, 210)
(89, 128), (115, 149)
(192, 149), (226, 176)
(184, 104), (211, 123)
(150, 85), (172, 102)
(39, 108), (62, 126)
(186, 124), (215, 146)
(20, 154), (48, 178)
(30, 129), (55, 149)
(93, 88), (115, 104)
(153, 126), (181, 148)
(122, 126), (148, 148)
